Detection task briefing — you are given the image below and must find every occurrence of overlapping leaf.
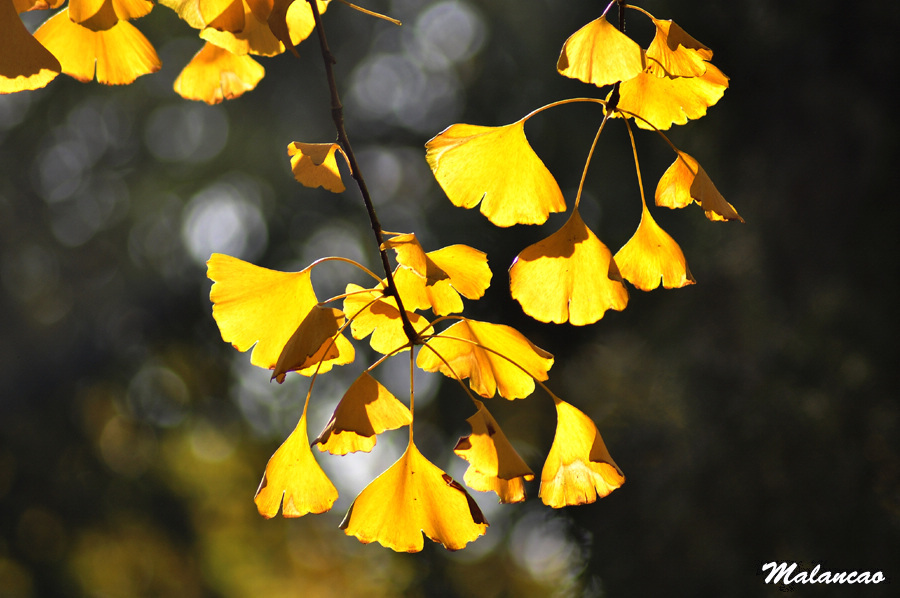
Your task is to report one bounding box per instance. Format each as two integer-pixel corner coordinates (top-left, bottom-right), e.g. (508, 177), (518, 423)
(614, 62), (729, 131)
(0, 0), (60, 93)
(313, 372), (412, 455)
(207, 254), (353, 374)
(655, 151), (743, 222)
(417, 319), (553, 400)
(645, 18), (711, 78)
(540, 399), (624, 508)
(174, 41), (265, 104)
(287, 142), (348, 193)
(343, 283), (433, 355)
(383, 233), (491, 316)
(340, 440), (488, 552)
(425, 121), (565, 227)
(454, 399), (534, 503)
(254, 412), (339, 518)
(271, 305), (354, 382)
(509, 209), (628, 325)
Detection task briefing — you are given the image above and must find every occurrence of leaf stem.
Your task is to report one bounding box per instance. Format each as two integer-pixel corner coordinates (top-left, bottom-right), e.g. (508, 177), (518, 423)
(307, 0), (420, 346)
(623, 118), (648, 209)
(574, 112), (610, 210)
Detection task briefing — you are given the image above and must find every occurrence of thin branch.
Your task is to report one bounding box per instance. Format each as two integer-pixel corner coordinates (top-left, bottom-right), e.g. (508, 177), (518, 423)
(306, 0), (420, 345)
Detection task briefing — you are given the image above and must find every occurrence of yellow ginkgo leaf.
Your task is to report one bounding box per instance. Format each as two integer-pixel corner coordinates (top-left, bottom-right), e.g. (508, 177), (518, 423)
(68, 0), (119, 31)
(313, 372), (412, 455)
(556, 15), (645, 88)
(174, 42), (265, 104)
(112, 0), (154, 20)
(158, 0), (204, 29)
(416, 318), (553, 400)
(272, 305), (354, 383)
(33, 9), (161, 85)
(509, 208), (629, 326)
(425, 121), (565, 227)
(383, 233), (491, 316)
(14, 0), (66, 12)
(343, 283), (433, 355)
(254, 412), (339, 518)
(0, 0), (60, 93)
(287, 141), (348, 193)
(201, 3), (281, 56)
(614, 204), (695, 291)
(646, 18), (712, 78)
(655, 151), (744, 222)
(614, 62), (729, 130)
(340, 440), (488, 552)
(454, 399), (534, 503)
(207, 253), (319, 370)
(200, 0), (244, 33)
(268, 0), (327, 55)
(539, 399), (624, 508)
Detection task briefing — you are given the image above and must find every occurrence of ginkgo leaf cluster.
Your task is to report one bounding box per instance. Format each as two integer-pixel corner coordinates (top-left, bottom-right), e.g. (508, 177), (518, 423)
(426, 2), (743, 327)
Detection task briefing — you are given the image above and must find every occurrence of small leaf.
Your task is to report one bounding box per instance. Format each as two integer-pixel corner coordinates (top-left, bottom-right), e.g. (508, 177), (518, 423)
(34, 9), (161, 85)
(287, 141), (348, 193)
(343, 283), (433, 355)
(207, 253), (318, 370)
(254, 413), (339, 518)
(454, 399), (534, 503)
(539, 399), (624, 508)
(646, 19), (712, 78)
(509, 209), (628, 325)
(313, 372), (412, 455)
(614, 204), (695, 291)
(556, 15), (645, 88)
(426, 121), (565, 227)
(416, 318), (553, 400)
(614, 62), (729, 130)
(340, 440), (488, 552)
(0, 0), (60, 93)
(655, 151), (743, 222)
(174, 42), (265, 104)
(272, 305), (354, 383)
(383, 233), (491, 316)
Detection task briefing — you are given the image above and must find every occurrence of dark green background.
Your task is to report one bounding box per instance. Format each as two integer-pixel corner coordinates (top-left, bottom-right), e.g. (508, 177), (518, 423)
(2, 0), (897, 596)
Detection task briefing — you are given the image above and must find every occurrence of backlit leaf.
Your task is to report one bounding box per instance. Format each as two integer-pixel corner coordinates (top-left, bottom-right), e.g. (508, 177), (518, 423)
(13, 0), (66, 12)
(509, 209), (628, 325)
(254, 412), (338, 518)
(655, 151), (743, 222)
(174, 41), (265, 104)
(200, 2), (281, 56)
(0, 0), (60, 93)
(614, 204), (695, 291)
(68, 0), (119, 31)
(287, 141), (348, 193)
(340, 440), (488, 552)
(34, 9), (161, 85)
(313, 372), (412, 455)
(646, 19), (711, 78)
(556, 15), (644, 88)
(615, 62), (729, 130)
(207, 253), (319, 371)
(272, 305), (354, 383)
(200, 0), (244, 33)
(425, 121), (565, 227)
(383, 233), (491, 316)
(539, 399), (624, 508)
(343, 283), (433, 355)
(454, 399), (534, 503)
(416, 319), (553, 400)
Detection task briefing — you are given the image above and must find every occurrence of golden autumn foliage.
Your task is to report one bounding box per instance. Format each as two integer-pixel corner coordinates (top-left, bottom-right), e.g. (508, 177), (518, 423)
(7, 0), (742, 553)
(340, 440), (488, 552)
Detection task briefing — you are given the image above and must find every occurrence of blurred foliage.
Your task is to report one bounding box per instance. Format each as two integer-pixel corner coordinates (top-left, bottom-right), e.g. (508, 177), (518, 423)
(2, 0), (899, 596)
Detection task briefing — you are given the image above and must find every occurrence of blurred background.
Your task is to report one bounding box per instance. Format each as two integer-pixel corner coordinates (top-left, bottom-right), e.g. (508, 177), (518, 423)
(2, 0), (898, 596)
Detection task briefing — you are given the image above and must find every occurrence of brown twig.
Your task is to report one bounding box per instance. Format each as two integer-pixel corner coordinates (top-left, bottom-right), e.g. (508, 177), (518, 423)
(306, 0), (420, 345)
